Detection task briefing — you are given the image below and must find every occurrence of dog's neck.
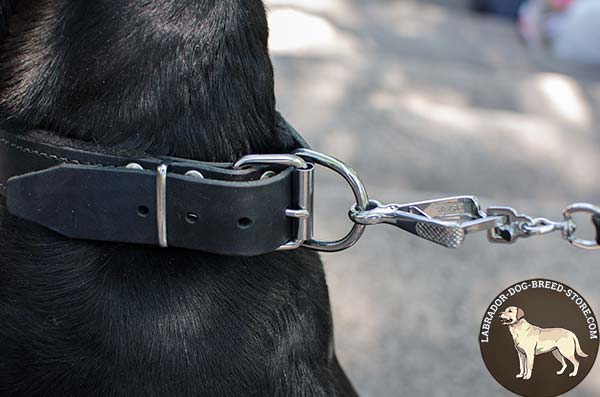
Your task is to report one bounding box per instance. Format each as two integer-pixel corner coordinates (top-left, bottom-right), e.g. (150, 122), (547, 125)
(0, 0), (282, 162)
(509, 318), (530, 332)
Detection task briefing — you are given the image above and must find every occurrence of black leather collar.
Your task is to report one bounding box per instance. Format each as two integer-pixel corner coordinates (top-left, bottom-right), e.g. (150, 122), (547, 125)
(0, 113), (310, 256)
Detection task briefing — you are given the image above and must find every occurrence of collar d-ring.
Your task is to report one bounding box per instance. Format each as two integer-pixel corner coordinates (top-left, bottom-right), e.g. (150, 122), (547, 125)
(294, 148), (369, 252)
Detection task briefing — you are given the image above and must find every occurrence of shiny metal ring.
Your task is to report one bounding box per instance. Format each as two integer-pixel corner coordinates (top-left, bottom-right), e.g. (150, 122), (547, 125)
(234, 154), (308, 170)
(563, 203), (600, 250)
(295, 148), (369, 252)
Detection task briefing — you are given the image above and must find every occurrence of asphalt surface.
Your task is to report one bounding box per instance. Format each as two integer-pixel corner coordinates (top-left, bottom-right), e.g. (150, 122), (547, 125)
(267, 1), (600, 396)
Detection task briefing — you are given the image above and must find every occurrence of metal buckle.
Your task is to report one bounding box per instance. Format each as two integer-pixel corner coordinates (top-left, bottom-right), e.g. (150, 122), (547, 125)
(234, 154), (314, 251)
(234, 149), (370, 252)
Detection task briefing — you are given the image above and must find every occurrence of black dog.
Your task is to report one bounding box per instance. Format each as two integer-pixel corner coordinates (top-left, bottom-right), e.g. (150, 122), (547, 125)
(0, 1), (357, 395)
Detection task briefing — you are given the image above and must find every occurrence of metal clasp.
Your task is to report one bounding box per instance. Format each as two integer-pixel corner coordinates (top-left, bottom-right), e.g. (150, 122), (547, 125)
(349, 196), (503, 248)
(486, 207), (576, 245)
(486, 207), (535, 244)
(563, 203), (600, 250)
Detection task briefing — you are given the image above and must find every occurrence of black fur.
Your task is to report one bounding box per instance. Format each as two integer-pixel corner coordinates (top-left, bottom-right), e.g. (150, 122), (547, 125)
(0, 1), (357, 395)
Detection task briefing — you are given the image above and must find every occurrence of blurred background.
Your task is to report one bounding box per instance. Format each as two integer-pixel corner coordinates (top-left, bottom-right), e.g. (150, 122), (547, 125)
(265, 0), (600, 396)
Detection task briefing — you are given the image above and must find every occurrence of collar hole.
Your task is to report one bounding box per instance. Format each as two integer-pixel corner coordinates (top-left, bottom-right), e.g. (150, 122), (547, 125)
(186, 213), (199, 224)
(137, 205), (150, 217)
(238, 217), (253, 229)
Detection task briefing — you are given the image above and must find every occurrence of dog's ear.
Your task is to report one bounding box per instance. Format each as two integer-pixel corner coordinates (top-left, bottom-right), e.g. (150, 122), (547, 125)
(516, 308), (525, 320)
(0, 0), (17, 39)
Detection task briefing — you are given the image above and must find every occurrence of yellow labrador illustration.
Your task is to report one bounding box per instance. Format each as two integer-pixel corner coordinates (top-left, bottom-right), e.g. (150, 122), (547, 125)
(499, 306), (588, 380)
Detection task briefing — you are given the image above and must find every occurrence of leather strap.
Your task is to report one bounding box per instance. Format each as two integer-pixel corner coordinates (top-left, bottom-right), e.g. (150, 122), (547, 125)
(0, 114), (306, 256)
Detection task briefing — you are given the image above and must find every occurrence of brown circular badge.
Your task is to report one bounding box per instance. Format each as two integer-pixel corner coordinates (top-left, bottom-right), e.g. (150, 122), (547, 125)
(479, 279), (599, 397)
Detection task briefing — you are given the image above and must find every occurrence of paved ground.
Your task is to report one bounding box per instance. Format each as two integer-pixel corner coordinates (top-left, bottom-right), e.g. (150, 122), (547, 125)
(267, 1), (600, 396)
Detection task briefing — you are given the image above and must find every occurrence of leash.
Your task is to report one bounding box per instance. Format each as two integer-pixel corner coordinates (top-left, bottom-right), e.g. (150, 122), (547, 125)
(350, 197), (597, 250)
(239, 149), (600, 251)
(1, 116), (599, 254)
